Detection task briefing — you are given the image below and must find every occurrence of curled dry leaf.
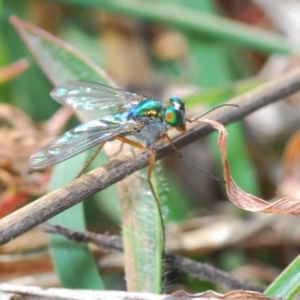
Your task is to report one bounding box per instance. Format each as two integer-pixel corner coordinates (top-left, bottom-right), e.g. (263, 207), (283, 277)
(0, 104), (72, 217)
(280, 129), (300, 198)
(202, 119), (300, 214)
(172, 289), (283, 299)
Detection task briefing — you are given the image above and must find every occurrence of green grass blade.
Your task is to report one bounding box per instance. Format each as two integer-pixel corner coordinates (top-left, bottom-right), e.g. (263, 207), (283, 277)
(185, 78), (263, 107)
(184, 0), (261, 198)
(54, 0), (296, 54)
(264, 256), (300, 300)
(1, 5), (55, 120)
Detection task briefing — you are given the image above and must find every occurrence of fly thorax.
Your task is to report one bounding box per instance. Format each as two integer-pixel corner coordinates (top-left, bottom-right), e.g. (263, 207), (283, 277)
(133, 121), (166, 147)
(127, 99), (167, 148)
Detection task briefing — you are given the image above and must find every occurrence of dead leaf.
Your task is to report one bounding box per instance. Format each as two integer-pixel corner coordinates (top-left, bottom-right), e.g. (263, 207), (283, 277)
(202, 119), (300, 214)
(280, 129), (300, 198)
(0, 104), (72, 216)
(172, 289), (283, 299)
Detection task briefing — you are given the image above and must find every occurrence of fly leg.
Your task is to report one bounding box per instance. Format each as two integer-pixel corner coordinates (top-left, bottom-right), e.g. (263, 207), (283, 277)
(161, 134), (224, 182)
(76, 142), (106, 178)
(115, 136), (166, 250)
(108, 141), (125, 158)
(179, 104), (239, 181)
(147, 149), (166, 250)
(162, 134), (183, 158)
(75, 135), (144, 178)
(115, 136), (145, 150)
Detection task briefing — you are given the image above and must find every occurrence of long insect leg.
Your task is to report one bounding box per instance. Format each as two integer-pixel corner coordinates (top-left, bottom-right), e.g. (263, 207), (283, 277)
(76, 133), (146, 179)
(175, 104), (238, 181)
(108, 141), (125, 158)
(76, 134), (145, 179)
(76, 142), (106, 178)
(163, 134), (224, 182)
(147, 150), (166, 250)
(114, 136), (166, 249)
(115, 136), (145, 150)
(164, 134), (183, 158)
(76, 136), (132, 178)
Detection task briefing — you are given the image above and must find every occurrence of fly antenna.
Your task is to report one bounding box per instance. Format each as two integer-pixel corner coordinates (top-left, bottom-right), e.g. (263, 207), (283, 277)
(186, 104), (239, 123)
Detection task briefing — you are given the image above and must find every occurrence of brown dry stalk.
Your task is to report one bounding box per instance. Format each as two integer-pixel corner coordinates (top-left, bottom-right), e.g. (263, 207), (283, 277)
(1, 66), (300, 245)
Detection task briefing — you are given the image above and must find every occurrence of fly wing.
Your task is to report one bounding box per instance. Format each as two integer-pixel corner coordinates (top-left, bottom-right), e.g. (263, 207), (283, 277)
(50, 81), (144, 112)
(28, 116), (135, 169)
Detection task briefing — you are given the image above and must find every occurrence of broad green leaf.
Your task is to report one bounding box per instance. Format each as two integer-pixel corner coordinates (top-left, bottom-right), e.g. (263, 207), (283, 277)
(119, 165), (164, 293)
(88, 151), (121, 223)
(48, 153), (104, 289)
(10, 16), (111, 289)
(10, 15), (114, 86)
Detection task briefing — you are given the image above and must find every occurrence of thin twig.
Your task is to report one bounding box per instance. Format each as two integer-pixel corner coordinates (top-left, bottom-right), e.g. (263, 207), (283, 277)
(166, 255), (264, 292)
(38, 223), (263, 292)
(1, 66), (300, 244)
(38, 223), (123, 251)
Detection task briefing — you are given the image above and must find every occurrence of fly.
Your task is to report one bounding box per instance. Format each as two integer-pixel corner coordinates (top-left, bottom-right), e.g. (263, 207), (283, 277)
(28, 81), (236, 247)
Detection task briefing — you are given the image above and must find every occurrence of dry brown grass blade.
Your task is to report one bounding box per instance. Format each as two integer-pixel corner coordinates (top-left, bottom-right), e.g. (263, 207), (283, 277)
(280, 129), (300, 198)
(0, 59), (29, 84)
(202, 119), (300, 214)
(0, 283), (283, 300)
(172, 289), (283, 299)
(0, 104), (74, 217)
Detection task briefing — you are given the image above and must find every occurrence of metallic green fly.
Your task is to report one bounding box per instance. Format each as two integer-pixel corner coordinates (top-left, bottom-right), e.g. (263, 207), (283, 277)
(28, 81), (234, 245)
(28, 81), (190, 245)
(28, 81), (186, 171)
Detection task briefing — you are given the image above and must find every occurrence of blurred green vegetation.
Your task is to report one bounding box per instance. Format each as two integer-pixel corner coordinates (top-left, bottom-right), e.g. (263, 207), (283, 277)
(1, 0), (300, 298)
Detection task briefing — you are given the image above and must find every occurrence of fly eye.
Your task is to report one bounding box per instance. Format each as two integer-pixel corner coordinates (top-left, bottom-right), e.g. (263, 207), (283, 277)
(165, 107), (183, 127)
